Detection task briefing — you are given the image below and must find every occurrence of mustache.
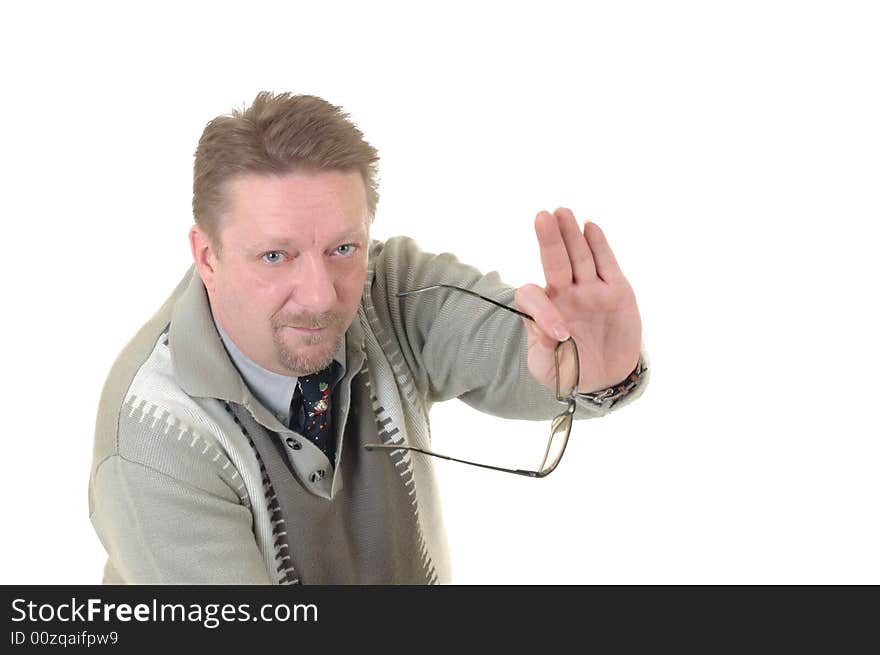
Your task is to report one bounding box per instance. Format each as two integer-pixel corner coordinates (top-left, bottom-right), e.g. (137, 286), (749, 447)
(271, 311), (345, 330)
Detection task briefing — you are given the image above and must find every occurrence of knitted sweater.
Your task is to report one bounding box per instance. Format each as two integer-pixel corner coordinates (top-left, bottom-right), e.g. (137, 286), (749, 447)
(88, 236), (651, 584)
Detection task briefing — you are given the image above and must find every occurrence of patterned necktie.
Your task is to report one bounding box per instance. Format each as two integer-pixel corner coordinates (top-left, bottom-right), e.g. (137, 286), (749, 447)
(289, 364), (338, 465)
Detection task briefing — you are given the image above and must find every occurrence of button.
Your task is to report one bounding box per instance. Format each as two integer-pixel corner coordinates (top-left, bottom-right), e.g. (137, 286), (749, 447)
(310, 470), (325, 483)
(285, 437), (302, 451)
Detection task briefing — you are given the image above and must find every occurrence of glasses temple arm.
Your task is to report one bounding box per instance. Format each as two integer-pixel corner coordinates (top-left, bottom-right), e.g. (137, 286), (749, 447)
(363, 442), (544, 478)
(397, 285), (535, 322)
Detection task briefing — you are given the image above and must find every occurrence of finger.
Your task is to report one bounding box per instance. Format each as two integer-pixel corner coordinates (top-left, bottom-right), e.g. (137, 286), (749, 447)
(534, 210), (572, 291)
(515, 283), (570, 341)
(554, 207), (597, 282)
(584, 221), (622, 283)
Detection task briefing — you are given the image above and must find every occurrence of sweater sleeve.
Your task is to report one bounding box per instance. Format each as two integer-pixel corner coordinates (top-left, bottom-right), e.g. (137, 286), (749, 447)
(369, 236), (650, 421)
(90, 455), (272, 584)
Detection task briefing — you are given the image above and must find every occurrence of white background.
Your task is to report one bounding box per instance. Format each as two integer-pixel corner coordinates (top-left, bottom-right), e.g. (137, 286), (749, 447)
(2, 1), (878, 584)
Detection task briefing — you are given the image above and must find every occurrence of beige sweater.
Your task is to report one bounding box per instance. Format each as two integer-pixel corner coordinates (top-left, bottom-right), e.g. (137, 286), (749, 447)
(88, 236), (650, 584)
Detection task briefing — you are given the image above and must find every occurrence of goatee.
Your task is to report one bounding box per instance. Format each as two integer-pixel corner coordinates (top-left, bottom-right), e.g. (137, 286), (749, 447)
(270, 310), (346, 376)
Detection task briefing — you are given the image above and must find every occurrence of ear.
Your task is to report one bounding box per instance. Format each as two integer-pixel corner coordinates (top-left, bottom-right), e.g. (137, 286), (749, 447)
(189, 224), (220, 293)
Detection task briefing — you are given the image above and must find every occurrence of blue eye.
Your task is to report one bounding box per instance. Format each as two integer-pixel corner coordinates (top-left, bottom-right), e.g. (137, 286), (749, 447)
(334, 244), (356, 256)
(262, 251), (284, 264)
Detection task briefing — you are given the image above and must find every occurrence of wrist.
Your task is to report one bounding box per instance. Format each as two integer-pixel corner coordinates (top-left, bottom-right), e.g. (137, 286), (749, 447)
(578, 355), (646, 408)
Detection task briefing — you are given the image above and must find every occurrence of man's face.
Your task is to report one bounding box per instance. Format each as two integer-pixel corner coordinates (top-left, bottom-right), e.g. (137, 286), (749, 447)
(194, 169), (370, 377)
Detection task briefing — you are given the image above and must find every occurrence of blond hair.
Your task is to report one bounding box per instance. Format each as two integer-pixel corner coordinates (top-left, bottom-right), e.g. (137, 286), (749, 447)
(192, 92), (380, 251)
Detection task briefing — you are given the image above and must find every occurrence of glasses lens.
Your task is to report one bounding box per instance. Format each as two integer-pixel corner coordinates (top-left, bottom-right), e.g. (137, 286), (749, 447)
(540, 412), (572, 473)
(555, 338), (579, 400)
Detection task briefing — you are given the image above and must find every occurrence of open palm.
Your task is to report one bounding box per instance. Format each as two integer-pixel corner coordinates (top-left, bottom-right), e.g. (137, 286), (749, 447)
(515, 208), (642, 394)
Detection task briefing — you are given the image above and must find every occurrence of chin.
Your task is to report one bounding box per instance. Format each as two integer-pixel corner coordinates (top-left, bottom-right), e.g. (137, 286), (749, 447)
(275, 333), (341, 376)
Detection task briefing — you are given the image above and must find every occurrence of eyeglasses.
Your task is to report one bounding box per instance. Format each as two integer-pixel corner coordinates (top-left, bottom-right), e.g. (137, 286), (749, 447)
(363, 284), (580, 478)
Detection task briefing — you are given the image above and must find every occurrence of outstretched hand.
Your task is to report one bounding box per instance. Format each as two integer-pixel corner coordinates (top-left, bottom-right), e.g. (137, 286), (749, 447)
(515, 208), (642, 394)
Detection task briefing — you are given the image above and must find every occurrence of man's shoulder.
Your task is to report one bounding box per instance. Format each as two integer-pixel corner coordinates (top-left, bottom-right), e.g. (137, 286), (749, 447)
(90, 268), (195, 476)
(89, 266), (246, 515)
(367, 234), (488, 278)
(367, 235), (432, 268)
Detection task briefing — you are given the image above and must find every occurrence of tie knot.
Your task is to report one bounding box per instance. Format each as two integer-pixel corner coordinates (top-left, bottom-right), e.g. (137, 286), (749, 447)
(297, 363), (337, 402)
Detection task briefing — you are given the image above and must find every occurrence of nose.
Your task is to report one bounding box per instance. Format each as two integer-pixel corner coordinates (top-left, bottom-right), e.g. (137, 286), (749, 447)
(294, 253), (337, 313)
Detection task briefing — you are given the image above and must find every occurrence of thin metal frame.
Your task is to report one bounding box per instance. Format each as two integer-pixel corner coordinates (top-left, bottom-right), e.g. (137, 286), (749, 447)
(362, 284), (580, 478)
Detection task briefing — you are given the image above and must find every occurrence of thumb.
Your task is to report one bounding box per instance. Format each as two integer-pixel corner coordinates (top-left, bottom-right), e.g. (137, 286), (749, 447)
(521, 315), (559, 351)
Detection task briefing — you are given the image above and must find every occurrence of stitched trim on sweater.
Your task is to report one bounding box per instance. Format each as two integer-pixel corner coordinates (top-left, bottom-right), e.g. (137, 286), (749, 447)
(361, 269), (439, 585)
(222, 401), (301, 586)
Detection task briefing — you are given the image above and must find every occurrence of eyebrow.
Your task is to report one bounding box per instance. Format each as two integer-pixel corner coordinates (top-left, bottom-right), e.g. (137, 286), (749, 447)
(248, 228), (368, 252)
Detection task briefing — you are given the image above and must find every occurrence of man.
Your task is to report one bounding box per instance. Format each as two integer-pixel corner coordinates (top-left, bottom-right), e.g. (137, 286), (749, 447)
(88, 91), (650, 584)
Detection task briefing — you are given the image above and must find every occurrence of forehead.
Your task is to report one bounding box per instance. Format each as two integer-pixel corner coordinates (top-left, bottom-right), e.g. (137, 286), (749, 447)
(221, 169), (368, 243)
